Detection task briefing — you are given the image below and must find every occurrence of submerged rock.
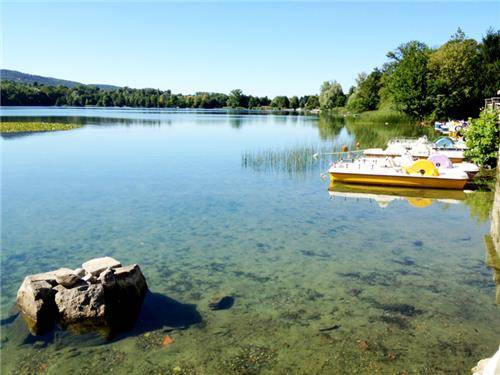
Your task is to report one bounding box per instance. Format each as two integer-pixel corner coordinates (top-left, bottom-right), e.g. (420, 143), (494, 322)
(209, 295), (234, 310)
(16, 257), (148, 336)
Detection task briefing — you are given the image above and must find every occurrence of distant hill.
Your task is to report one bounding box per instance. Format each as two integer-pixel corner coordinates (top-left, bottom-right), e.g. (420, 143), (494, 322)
(0, 69), (120, 90)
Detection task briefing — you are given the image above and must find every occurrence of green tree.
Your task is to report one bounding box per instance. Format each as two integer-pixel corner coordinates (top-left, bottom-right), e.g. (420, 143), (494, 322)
(346, 69), (383, 112)
(298, 96), (308, 108)
(259, 96), (271, 106)
(99, 94), (113, 107)
(271, 96), (290, 109)
(347, 86), (355, 97)
(478, 28), (500, 99)
(427, 30), (482, 119)
(385, 41), (431, 119)
(319, 80), (346, 109)
(227, 89), (243, 108)
(464, 108), (499, 167)
(289, 96), (299, 109)
(248, 96), (260, 108)
(305, 95), (319, 109)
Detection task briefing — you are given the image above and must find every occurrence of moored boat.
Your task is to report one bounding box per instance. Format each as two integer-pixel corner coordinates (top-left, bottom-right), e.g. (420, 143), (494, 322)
(434, 120), (469, 135)
(363, 136), (466, 163)
(328, 158), (468, 190)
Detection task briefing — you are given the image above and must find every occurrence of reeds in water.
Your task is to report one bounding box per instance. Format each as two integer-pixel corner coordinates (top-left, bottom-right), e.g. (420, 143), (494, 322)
(241, 143), (362, 176)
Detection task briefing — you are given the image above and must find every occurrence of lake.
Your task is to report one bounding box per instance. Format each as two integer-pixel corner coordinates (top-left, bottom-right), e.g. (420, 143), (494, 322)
(1, 107), (498, 374)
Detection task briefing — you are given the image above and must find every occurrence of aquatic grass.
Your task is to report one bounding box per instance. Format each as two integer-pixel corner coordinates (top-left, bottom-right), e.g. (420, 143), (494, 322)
(241, 144), (362, 175)
(0, 121), (82, 133)
(464, 191), (494, 224)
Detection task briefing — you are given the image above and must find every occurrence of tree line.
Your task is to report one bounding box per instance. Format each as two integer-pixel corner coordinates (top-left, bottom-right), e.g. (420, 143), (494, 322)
(0, 82), (321, 110)
(1, 28), (497, 120)
(319, 28), (499, 120)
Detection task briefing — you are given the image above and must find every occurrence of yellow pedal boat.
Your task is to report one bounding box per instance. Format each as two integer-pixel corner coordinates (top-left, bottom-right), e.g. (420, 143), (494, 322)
(328, 159), (468, 190)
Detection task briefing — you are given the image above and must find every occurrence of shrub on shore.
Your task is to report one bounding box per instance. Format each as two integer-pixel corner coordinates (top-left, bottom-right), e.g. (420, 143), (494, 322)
(465, 108), (500, 167)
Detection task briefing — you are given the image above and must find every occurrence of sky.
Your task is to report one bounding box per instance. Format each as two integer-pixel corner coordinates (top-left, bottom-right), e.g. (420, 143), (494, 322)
(1, 1), (498, 97)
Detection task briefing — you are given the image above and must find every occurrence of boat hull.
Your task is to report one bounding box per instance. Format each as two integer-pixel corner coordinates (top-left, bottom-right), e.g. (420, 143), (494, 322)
(329, 172), (467, 190)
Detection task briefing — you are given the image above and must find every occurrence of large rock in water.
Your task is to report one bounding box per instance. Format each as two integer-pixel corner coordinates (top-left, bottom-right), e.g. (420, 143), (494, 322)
(16, 258), (148, 336)
(16, 268), (74, 334)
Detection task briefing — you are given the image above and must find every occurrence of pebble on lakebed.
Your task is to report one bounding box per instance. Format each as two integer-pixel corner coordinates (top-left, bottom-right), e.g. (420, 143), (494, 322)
(16, 257), (148, 336)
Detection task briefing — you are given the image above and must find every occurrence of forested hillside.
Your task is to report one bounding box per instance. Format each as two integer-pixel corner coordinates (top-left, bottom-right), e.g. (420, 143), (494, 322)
(1, 69), (119, 90)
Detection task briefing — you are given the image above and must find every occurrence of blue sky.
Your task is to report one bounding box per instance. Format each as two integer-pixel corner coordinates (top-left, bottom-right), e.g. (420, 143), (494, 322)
(2, 1), (498, 97)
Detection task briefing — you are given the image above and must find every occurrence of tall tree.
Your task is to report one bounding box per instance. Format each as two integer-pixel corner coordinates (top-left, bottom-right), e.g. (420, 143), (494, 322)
(271, 96), (290, 109)
(478, 28), (500, 99)
(386, 41), (431, 119)
(319, 80), (346, 109)
(305, 95), (320, 109)
(427, 30), (482, 118)
(227, 89), (244, 108)
(248, 96), (260, 108)
(346, 69), (383, 112)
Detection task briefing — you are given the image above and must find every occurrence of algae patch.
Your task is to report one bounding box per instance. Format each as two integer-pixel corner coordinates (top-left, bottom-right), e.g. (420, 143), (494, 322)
(0, 122), (81, 134)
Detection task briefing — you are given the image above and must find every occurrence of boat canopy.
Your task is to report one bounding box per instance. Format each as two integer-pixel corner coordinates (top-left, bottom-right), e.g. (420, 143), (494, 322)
(434, 137), (455, 149)
(428, 154), (453, 169)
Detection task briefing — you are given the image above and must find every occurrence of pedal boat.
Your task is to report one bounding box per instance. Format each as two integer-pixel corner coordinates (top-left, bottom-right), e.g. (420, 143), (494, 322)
(363, 137), (465, 163)
(328, 158), (468, 190)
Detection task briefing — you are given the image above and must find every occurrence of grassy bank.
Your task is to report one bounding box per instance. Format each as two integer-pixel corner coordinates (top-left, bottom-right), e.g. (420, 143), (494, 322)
(0, 122), (82, 134)
(345, 109), (415, 125)
(321, 108), (420, 125)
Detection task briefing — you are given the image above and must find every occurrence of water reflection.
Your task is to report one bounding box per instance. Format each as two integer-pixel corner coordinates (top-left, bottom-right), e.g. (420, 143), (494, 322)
(329, 183), (468, 209)
(2, 109), (435, 146)
(464, 191), (495, 223)
(484, 235), (500, 304)
(483, 172), (499, 304)
(316, 113), (345, 140)
(1, 108), (320, 139)
(313, 112), (436, 145)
